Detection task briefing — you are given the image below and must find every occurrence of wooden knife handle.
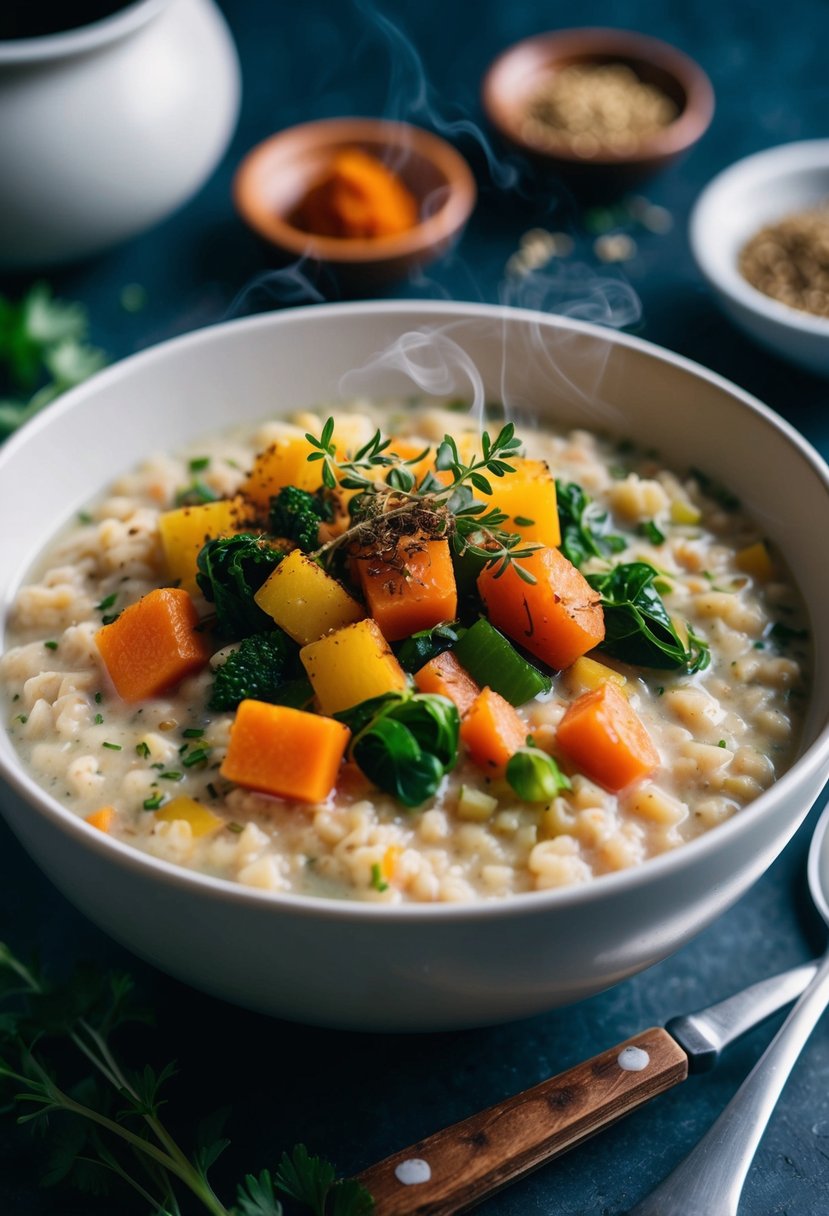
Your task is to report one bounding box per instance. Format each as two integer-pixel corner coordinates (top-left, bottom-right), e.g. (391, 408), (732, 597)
(355, 1027), (688, 1216)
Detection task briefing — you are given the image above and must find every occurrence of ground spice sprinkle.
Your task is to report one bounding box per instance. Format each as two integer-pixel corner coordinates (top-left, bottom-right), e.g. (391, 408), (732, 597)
(739, 206), (829, 317)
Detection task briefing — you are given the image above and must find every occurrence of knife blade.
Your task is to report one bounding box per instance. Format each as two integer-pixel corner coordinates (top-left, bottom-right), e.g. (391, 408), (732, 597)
(354, 960), (818, 1216)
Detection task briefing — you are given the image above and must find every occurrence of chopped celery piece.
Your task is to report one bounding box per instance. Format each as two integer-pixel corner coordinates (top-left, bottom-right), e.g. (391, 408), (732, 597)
(452, 618), (552, 705)
(457, 785), (498, 821)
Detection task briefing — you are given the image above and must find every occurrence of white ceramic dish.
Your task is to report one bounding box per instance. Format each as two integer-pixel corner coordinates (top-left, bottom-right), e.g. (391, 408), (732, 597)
(1, 301), (829, 1032)
(0, 0), (240, 268)
(690, 140), (829, 376)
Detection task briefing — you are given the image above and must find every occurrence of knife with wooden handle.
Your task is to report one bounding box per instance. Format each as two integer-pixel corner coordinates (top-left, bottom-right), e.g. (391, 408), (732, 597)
(354, 961), (817, 1216)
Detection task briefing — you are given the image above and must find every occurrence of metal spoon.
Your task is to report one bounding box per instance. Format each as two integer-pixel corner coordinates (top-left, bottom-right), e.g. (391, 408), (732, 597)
(629, 799), (829, 1216)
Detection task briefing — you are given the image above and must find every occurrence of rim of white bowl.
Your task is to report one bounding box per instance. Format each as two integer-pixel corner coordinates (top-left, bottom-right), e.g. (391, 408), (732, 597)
(0, 0), (167, 64)
(2, 299), (829, 924)
(690, 139), (829, 338)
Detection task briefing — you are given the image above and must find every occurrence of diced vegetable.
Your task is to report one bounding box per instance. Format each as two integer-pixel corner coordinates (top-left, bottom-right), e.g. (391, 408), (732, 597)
(254, 549), (364, 645)
(670, 499), (701, 525)
(456, 785), (498, 821)
(300, 619), (409, 715)
(196, 533), (285, 639)
(506, 748), (570, 802)
(566, 655), (628, 695)
(155, 796), (224, 837)
(96, 588), (211, 702)
(460, 687), (528, 770)
(414, 650), (480, 714)
(381, 844), (403, 882)
(452, 617), (551, 705)
(356, 537), (457, 642)
(477, 546), (605, 671)
(490, 457), (560, 548)
(220, 699), (350, 803)
(736, 541), (774, 581)
(85, 807), (114, 833)
(158, 498), (247, 595)
(556, 681), (659, 792)
(386, 437), (434, 485)
(209, 631), (299, 712)
(240, 437), (327, 507)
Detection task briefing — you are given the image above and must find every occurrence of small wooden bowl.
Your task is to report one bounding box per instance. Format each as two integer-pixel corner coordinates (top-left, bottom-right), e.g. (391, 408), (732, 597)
(233, 118), (477, 288)
(482, 28), (714, 193)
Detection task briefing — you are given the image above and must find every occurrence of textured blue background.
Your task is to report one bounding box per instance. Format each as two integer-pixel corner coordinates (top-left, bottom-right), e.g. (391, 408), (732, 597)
(2, 0), (829, 1212)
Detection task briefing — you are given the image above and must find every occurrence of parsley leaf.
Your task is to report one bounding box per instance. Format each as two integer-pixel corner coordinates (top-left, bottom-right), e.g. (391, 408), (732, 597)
(237, 1170), (284, 1216)
(587, 562), (710, 672)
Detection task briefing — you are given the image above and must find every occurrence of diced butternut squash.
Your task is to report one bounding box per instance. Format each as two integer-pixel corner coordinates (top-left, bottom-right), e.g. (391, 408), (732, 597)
(357, 537), (457, 642)
(158, 497), (248, 595)
(300, 619), (409, 715)
(96, 588), (211, 702)
(490, 457), (560, 548)
(220, 699), (350, 803)
(566, 656), (628, 696)
(86, 806), (114, 833)
(414, 650), (480, 714)
(736, 541), (775, 581)
(460, 687), (529, 770)
(670, 499), (701, 525)
(254, 549), (364, 644)
(155, 796), (225, 837)
(381, 844), (403, 882)
(556, 681), (659, 792)
(478, 546), (605, 671)
(240, 437), (327, 508)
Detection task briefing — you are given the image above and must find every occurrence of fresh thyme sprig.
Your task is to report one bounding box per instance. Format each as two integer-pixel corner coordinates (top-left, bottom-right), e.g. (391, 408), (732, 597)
(305, 418), (541, 582)
(0, 943), (372, 1216)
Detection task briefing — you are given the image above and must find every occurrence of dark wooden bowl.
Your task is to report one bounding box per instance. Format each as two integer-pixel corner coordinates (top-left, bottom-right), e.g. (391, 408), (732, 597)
(233, 118), (477, 288)
(482, 28), (715, 194)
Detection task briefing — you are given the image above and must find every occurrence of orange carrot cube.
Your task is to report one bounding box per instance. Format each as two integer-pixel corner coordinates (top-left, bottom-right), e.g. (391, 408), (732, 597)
(556, 681), (659, 792)
(478, 546), (605, 671)
(220, 699), (350, 804)
(85, 806), (115, 833)
(96, 588), (211, 702)
(357, 537), (457, 642)
(414, 650), (480, 715)
(460, 687), (529, 771)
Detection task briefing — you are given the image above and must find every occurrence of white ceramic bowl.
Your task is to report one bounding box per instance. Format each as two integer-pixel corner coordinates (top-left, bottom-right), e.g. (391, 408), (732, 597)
(1, 302), (829, 1032)
(0, 0), (240, 268)
(690, 140), (829, 376)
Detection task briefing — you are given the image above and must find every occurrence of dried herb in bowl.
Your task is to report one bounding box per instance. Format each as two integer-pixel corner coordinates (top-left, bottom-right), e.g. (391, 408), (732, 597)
(739, 206), (829, 318)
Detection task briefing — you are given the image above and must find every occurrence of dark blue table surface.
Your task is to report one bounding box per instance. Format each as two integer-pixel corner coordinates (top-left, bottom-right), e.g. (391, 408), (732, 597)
(3, 0), (829, 1212)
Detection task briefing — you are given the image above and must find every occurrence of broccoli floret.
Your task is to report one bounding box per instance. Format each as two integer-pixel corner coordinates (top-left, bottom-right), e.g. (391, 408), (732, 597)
(209, 631), (299, 712)
(196, 533), (283, 639)
(268, 485), (332, 552)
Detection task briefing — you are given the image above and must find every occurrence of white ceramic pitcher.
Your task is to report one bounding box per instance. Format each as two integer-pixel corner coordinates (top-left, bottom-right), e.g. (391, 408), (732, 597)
(0, 0), (241, 267)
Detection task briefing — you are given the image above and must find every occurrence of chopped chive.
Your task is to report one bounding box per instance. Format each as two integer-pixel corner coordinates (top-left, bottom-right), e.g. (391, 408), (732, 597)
(94, 713), (104, 725)
(14, 714), (28, 724)
(78, 511), (93, 525)
(226, 822), (243, 834)
(753, 641), (765, 649)
(182, 728), (204, 738)
(718, 739), (727, 748)
(206, 782), (218, 800)
(102, 742), (121, 751)
(189, 456), (210, 472)
(637, 520), (666, 545)
(182, 748), (210, 767)
(12, 694), (19, 702)
(44, 640), (59, 651)
(174, 481), (217, 507)
(135, 742), (150, 758)
(95, 692), (103, 704)
(656, 686), (665, 696)
(160, 771), (183, 781)
(370, 862), (389, 893)
(143, 794), (164, 811)
(96, 593), (117, 612)
(101, 612), (121, 626)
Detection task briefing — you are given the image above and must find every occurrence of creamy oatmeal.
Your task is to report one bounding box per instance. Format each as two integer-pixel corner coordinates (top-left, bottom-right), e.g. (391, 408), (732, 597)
(0, 404), (809, 903)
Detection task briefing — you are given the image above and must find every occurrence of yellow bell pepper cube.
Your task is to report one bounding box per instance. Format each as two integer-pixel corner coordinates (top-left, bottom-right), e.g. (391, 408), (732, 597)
(158, 498), (247, 594)
(735, 541), (775, 581)
(489, 457), (560, 548)
(300, 619), (409, 715)
(566, 656), (628, 696)
(254, 549), (364, 644)
(241, 437), (329, 508)
(670, 498), (702, 525)
(155, 795), (225, 837)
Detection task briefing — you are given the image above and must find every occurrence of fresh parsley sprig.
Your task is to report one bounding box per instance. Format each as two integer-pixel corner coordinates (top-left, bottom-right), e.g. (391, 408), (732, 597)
(306, 418), (541, 583)
(0, 943), (373, 1216)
